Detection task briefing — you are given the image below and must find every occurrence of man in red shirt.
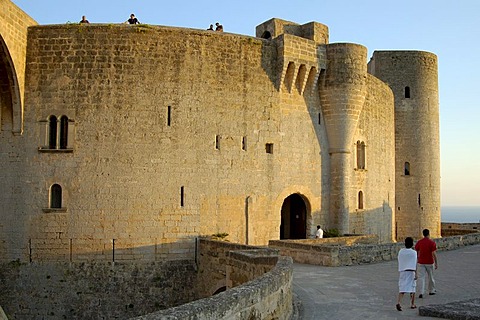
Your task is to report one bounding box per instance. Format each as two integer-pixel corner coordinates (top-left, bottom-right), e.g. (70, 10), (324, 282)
(415, 229), (438, 298)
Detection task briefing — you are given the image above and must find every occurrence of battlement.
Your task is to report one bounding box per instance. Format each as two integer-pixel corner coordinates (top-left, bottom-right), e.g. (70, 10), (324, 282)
(256, 18), (329, 45)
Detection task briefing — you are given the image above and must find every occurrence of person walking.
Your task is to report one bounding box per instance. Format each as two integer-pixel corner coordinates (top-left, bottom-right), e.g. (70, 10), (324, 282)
(396, 237), (417, 311)
(415, 229), (438, 298)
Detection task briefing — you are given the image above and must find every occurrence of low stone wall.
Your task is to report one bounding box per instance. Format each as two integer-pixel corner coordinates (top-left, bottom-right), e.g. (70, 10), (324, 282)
(132, 255), (293, 320)
(194, 238), (269, 298)
(435, 232), (480, 251)
(0, 260), (196, 319)
(269, 235), (381, 266)
(270, 232), (480, 266)
(442, 222), (479, 237)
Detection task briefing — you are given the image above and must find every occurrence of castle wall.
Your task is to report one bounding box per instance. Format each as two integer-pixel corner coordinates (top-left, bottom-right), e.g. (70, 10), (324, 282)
(0, 11), (437, 261)
(319, 43), (369, 234)
(368, 51), (440, 240)
(0, 0), (37, 261)
(0, 0), (37, 132)
(351, 75), (395, 242)
(0, 260), (197, 319)
(3, 24), (330, 262)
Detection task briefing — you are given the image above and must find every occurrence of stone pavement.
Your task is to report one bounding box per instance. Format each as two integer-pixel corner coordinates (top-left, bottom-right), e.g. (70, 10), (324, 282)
(292, 244), (480, 319)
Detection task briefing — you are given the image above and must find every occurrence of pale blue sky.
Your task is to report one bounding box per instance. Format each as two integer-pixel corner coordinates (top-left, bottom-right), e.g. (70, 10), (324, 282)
(12, 0), (480, 206)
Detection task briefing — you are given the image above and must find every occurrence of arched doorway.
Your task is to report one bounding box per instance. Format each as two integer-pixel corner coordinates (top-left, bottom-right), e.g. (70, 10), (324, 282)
(280, 194), (307, 239)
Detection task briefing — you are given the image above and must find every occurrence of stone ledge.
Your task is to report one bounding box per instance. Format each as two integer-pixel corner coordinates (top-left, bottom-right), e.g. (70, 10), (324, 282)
(419, 298), (480, 320)
(132, 256), (293, 320)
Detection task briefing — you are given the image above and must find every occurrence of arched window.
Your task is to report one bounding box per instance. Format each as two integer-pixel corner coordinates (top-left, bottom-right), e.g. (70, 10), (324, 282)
(356, 141), (366, 169)
(261, 31), (272, 39)
(405, 86), (410, 98)
(358, 191), (364, 210)
(404, 162), (410, 175)
(50, 184), (62, 208)
(48, 115), (57, 149)
(60, 116), (69, 149)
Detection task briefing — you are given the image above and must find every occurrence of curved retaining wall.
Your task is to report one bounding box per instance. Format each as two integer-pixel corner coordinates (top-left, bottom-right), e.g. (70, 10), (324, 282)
(133, 255), (293, 320)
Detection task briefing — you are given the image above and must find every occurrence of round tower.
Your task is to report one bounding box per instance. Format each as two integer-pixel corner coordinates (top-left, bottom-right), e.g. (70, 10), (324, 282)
(319, 43), (368, 235)
(368, 51), (440, 239)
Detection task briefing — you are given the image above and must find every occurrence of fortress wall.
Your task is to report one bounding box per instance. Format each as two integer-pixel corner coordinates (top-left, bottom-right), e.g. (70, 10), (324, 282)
(319, 43), (369, 234)
(368, 51), (440, 239)
(0, 0), (37, 117)
(0, 0), (37, 261)
(0, 260), (197, 319)
(350, 75), (395, 242)
(135, 243), (293, 320)
(14, 24), (325, 262)
(274, 33), (327, 236)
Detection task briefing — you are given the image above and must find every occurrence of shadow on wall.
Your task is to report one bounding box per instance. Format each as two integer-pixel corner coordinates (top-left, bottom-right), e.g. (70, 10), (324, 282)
(0, 241), (199, 320)
(0, 238), (294, 320)
(24, 236), (197, 263)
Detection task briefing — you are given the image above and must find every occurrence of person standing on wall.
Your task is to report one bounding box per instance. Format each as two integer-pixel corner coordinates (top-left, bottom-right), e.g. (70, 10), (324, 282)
(315, 225), (323, 238)
(79, 16), (89, 23)
(415, 229), (438, 298)
(127, 14), (140, 24)
(396, 237), (417, 311)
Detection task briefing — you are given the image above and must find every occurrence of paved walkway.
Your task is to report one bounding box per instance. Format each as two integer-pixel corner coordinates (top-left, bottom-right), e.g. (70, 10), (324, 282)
(292, 244), (480, 319)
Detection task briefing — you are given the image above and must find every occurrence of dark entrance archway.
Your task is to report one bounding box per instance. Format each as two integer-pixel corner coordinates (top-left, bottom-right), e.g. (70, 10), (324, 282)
(280, 194), (307, 239)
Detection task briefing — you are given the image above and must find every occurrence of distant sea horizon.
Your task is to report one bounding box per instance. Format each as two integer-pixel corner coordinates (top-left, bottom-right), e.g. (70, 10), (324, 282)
(441, 206), (480, 223)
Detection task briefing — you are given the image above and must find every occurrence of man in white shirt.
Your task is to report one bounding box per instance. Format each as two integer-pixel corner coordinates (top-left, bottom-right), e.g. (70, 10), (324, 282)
(315, 225), (323, 238)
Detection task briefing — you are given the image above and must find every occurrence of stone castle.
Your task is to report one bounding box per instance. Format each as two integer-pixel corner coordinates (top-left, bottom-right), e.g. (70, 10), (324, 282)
(0, 0), (440, 264)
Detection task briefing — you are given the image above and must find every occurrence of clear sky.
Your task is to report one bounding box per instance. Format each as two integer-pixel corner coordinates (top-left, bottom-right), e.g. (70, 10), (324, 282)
(11, 0), (480, 206)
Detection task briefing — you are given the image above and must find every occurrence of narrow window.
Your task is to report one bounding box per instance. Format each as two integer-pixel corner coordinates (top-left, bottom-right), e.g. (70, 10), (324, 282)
(318, 113), (321, 125)
(167, 106), (171, 126)
(356, 141), (365, 169)
(180, 186), (184, 207)
(242, 136), (247, 151)
(418, 194), (421, 206)
(404, 162), (410, 175)
(266, 143), (273, 154)
(358, 191), (364, 210)
(405, 86), (410, 98)
(48, 115), (57, 149)
(215, 135), (220, 150)
(50, 184), (62, 208)
(59, 116), (68, 149)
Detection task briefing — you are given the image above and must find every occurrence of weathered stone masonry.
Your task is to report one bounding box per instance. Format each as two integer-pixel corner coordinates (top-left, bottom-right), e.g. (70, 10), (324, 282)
(0, 2), (440, 262)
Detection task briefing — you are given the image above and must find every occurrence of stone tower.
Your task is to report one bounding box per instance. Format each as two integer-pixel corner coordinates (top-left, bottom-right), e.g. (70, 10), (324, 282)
(368, 51), (441, 239)
(319, 44), (368, 234)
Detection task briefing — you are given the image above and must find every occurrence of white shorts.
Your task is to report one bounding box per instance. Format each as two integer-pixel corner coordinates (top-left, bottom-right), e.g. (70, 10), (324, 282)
(399, 271), (416, 293)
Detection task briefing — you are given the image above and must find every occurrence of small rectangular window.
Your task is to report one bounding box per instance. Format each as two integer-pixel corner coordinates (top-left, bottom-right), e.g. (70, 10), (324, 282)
(180, 186), (184, 207)
(318, 113), (321, 125)
(242, 136), (247, 151)
(266, 143), (273, 154)
(215, 135), (220, 150)
(167, 106), (172, 126)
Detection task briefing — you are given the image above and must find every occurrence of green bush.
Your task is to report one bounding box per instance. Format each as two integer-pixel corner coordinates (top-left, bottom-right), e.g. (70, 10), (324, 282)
(323, 228), (340, 238)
